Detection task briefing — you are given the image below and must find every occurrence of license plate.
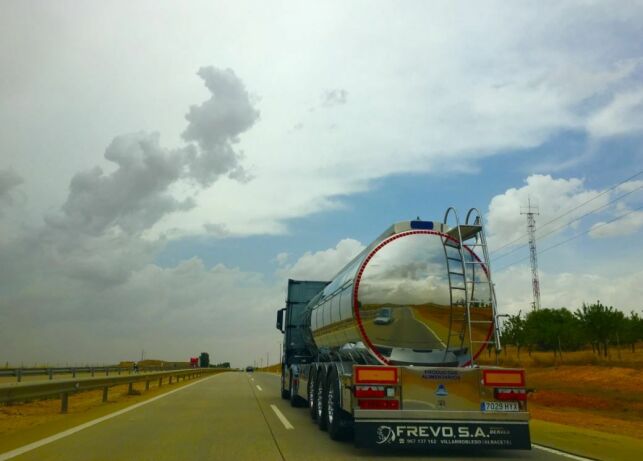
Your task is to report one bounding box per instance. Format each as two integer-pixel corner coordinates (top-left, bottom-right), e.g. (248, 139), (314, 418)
(481, 401), (519, 412)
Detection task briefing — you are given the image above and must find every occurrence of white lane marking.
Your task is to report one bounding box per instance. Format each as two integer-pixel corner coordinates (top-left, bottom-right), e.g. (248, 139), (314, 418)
(0, 374), (219, 461)
(532, 444), (595, 460)
(256, 385), (263, 391)
(270, 404), (294, 430)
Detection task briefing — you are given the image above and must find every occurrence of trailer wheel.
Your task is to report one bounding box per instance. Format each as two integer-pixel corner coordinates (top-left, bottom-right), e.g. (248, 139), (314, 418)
(326, 368), (351, 440)
(280, 368), (289, 400)
(309, 370), (318, 420)
(317, 368), (328, 431)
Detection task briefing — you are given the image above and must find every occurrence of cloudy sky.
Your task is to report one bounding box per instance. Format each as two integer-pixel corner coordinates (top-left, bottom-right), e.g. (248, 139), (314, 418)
(1, 1), (643, 367)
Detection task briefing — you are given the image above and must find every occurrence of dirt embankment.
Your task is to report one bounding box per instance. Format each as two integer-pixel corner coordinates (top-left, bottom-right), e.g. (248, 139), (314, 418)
(525, 365), (643, 439)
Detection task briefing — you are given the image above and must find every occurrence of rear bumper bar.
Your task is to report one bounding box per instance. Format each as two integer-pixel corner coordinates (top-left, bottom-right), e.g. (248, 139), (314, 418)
(354, 419), (531, 450)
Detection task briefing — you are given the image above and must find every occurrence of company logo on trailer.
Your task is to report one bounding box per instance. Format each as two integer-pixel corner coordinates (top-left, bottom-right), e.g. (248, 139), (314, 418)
(376, 426), (396, 444)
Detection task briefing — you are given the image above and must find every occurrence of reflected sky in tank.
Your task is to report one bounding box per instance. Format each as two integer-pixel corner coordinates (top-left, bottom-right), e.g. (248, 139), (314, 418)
(356, 233), (493, 353)
(358, 234), (452, 306)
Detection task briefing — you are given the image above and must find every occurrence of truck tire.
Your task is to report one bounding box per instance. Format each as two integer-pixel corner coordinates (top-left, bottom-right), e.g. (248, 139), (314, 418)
(309, 370), (318, 420)
(317, 368), (328, 431)
(326, 368), (351, 440)
(280, 370), (289, 400)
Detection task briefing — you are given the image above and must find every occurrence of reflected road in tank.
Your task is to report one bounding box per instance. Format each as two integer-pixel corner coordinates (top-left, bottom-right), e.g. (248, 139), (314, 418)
(367, 306), (446, 349)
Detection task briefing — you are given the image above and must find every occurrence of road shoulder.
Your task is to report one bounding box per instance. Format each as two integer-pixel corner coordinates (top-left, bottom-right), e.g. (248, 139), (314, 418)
(531, 418), (643, 461)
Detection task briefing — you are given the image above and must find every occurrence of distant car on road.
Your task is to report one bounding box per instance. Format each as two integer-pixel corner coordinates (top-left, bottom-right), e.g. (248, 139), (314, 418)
(245, 366), (254, 372)
(374, 307), (393, 325)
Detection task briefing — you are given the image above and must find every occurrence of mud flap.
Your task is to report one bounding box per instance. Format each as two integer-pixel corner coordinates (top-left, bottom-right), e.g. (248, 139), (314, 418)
(354, 420), (531, 450)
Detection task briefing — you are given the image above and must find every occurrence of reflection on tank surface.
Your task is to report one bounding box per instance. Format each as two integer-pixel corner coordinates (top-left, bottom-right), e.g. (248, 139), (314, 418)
(374, 307), (393, 325)
(357, 233), (493, 362)
(368, 305), (445, 349)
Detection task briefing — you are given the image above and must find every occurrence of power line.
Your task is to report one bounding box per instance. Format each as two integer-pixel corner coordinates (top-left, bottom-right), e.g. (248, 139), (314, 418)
(493, 183), (643, 262)
(490, 169), (643, 255)
(494, 204), (643, 272)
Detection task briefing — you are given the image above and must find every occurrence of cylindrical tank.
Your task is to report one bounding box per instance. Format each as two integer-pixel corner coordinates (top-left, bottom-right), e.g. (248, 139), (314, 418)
(306, 225), (494, 366)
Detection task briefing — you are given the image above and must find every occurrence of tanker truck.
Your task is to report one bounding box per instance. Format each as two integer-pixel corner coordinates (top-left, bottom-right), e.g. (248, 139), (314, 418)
(275, 208), (530, 449)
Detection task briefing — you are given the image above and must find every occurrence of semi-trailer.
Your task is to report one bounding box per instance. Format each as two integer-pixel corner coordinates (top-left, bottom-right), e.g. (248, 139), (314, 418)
(276, 208), (530, 449)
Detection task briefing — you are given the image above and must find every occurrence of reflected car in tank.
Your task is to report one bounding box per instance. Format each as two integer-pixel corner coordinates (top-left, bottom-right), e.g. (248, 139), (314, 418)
(374, 307), (394, 325)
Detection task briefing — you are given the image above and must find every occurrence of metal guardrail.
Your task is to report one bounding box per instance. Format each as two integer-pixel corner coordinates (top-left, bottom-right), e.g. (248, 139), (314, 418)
(0, 366), (184, 382)
(0, 368), (223, 413)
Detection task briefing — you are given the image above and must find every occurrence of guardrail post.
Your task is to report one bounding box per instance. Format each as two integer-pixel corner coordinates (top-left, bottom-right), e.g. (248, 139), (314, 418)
(102, 386), (108, 402)
(118, 368), (121, 375)
(17, 368), (22, 383)
(128, 383), (134, 395)
(158, 377), (162, 387)
(106, 368), (109, 376)
(91, 367), (95, 377)
(72, 368), (76, 378)
(145, 380), (150, 391)
(169, 376), (173, 384)
(61, 392), (69, 413)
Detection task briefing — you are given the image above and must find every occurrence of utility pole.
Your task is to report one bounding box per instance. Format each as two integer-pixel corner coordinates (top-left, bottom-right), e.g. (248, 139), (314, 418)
(521, 197), (541, 310)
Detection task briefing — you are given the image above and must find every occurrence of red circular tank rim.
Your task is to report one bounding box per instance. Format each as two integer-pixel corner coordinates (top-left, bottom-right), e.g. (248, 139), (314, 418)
(351, 230), (493, 367)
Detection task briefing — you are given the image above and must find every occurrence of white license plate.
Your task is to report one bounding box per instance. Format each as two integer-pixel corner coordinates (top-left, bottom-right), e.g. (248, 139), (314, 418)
(482, 401), (519, 412)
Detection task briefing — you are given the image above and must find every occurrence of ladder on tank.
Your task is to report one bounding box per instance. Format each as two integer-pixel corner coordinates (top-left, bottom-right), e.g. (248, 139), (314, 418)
(441, 207), (502, 366)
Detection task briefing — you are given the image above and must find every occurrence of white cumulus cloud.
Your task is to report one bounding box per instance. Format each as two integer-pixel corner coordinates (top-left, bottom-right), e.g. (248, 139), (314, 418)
(486, 175), (607, 250)
(279, 238), (365, 281)
(494, 265), (643, 314)
(589, 209), (643, 238)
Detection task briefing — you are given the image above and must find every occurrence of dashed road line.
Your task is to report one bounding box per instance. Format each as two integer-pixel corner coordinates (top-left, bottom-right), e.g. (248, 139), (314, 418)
(270, 405), (294, 430)
(256, 385), (263, 391)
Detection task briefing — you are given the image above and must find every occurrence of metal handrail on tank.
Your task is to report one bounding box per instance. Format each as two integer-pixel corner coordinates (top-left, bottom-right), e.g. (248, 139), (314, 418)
(442, 207), (474, 365)
(465, 208), (502, 353)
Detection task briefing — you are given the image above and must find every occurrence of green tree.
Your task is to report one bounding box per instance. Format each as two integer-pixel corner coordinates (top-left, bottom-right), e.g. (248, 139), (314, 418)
(575, 301), (624, 357)
(523, 308), (583, 356)
(621, 311), (643, 352)
(500, 312), (526, 358)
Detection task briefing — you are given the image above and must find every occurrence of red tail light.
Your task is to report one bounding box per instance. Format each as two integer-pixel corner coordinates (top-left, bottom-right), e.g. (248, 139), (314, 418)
(358, 399), (399, 410)
(354, 385), (386, 398)
(495, 388), (527, 401)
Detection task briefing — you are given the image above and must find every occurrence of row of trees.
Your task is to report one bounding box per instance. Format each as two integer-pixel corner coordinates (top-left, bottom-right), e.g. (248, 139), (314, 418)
(500, 301), (643, 357)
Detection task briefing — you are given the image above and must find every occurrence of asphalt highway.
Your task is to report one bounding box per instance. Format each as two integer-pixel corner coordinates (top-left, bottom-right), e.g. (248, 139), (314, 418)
(5, 372), (581, 461)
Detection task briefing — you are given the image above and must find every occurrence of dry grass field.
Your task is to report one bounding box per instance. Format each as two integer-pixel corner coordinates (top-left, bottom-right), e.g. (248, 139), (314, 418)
(478, 343), (643, 369)
(259, 363), (281, 373)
